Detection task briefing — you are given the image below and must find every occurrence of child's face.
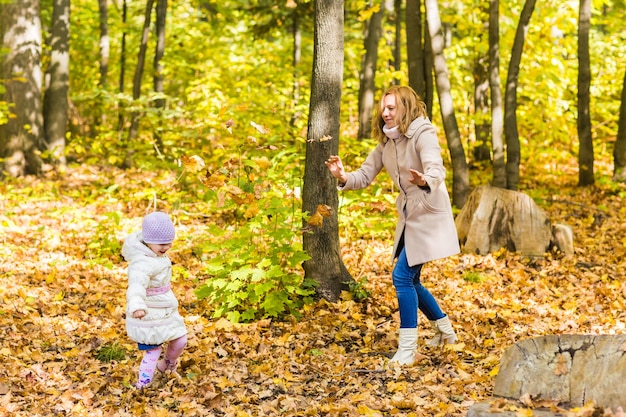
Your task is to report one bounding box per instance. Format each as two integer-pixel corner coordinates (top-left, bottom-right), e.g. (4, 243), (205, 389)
(147, 242), (172, 256)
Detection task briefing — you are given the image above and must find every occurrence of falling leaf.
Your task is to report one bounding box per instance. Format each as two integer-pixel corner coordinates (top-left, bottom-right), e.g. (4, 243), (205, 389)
(250, 121), (268, 134)
(180, 155), (206, 173)
(302, 204), (332, 231)
(201, 170), (227, 188)
(225, 118), (234, 134)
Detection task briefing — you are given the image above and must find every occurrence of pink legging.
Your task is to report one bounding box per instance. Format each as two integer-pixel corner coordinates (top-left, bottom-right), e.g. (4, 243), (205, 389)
(136, 334), (187, 388)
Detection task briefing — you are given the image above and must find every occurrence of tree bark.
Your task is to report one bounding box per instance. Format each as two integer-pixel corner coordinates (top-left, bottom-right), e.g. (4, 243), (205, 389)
(504, 0), (536, 190)
(302, 0), (351, 302)
(0, 0), (44, 177)
(473, 54), (491, 162)
(406, 0), (425, 98)
(98, 0), (109, 88)
(424, 0), (469, 208)
(126, 0), (155, 166)
(613, 67), (626, 182)
(577, 0), (594, 186)
(357, 3), (383, 140)
(489, 0), (506, 188)
(43, 0), (70, 169)
(152, 0), (167, 150)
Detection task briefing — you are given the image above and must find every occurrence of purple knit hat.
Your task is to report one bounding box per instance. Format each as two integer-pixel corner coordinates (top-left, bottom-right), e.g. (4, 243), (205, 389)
(142, 212), (175, 244)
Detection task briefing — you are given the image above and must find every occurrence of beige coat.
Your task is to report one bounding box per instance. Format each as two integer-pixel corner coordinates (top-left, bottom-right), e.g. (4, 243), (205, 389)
(340, 117), (460, 266)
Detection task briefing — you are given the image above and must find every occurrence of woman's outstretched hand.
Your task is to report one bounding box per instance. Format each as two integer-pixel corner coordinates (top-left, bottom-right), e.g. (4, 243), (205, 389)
(325, 155), (347, 183)
(408, 168), (428, 187)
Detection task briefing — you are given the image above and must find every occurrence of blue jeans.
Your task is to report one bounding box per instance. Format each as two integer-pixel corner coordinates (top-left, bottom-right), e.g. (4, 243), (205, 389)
(392, 246), (445, 328)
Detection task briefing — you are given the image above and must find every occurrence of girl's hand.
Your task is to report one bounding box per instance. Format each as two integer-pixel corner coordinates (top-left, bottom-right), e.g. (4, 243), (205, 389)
(325, 155), (347, 183)
(408, 169), (428, 187)
(133, 310), (146, 319)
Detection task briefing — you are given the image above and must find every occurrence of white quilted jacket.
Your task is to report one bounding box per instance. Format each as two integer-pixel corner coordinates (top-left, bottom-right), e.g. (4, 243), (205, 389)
(122, 231), (187, 345)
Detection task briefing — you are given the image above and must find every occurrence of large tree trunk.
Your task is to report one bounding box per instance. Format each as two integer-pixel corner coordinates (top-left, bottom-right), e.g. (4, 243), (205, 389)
(455, 185), (552, 257)
(406, 0), (425, 98)
(357, 3), (383, 140)
(0, 0), (44, 177)
(489, 0), (506, 188)
(577, 0), (594, 186)
(613, 68), (626, 182)
(424, 0), (469, 208)
(43, 0), (70, 169)
(504, 0), (536, 191)
(302, 0), (351, 302)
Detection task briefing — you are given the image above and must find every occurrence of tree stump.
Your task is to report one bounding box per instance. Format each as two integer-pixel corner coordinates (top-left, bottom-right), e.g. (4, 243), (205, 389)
(468, 335), (626, 416)
(455, 185), (552, 257)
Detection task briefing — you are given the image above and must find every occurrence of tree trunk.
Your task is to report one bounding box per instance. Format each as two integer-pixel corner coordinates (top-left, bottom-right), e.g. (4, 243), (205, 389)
(455, 185), (552, 257)
(302, 0), (351, 302)
(504, 0), (536, 191)
(43, 0), (70, 169)
(406, 0), (425, 98)
(98, 0), (109, 88)
(0, 0), (44, 177)
(424, 24), (434, 119)
(357, 3), (383, 140)
(126, 0), (155, 167)
(424, 0), (469, 208)
(577, 0), (594, 186)
(473, 54), (491, 162)
(290, 13), (302, 126)
(152, 0), (167, 150)
(117, 0), (128, 136)
(489, 0), (506, 188)
(392, 0), (401, 84)
(613, 67), (626, 182)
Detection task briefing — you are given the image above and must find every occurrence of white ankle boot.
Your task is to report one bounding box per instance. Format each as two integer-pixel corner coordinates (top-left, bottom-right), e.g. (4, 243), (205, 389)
(426, 315), (457, 347)
(390, 328), (418, 365)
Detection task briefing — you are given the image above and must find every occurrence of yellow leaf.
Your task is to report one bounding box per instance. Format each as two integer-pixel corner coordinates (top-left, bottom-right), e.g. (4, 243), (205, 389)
(54, 291), (65, 301)
(180, 155), (206, 172)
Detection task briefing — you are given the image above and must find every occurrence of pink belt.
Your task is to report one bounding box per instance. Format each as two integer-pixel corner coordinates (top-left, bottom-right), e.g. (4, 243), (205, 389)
(146, 284), (171, 296)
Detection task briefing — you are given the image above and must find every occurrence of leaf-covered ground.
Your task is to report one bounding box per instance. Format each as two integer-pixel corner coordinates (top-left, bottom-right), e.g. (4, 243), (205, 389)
(1, 166), (625, 416)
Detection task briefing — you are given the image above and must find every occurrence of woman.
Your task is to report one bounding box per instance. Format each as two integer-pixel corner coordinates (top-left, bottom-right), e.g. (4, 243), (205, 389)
(325, 85), (460, 365)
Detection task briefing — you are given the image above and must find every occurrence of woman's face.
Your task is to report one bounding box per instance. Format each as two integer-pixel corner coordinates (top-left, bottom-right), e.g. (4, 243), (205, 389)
(382, 93), (398, 128)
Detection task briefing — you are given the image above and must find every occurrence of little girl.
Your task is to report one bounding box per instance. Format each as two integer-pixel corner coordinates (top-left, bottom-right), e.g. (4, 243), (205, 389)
(122, 211), (188, 389)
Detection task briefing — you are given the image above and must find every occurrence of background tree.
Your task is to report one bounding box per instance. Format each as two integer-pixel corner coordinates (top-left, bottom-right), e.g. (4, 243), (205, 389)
(489, 0), (505, 188)
(357, 3), (383, 140)
(424, 0), (469, 208)
(43, 0), (70, 169)
(0, 0), (44, 177)
(405, 0), (425, 98)
(302, 0), (351, 302)
(126, 0), (155, 157)
(614, 68), (626, 182)
(577, 0), (593, 186)
(503, 0), (536, 191)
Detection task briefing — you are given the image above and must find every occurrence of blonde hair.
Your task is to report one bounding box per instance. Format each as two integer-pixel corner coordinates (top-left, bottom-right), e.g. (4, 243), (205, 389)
(371, 86), (428, 143)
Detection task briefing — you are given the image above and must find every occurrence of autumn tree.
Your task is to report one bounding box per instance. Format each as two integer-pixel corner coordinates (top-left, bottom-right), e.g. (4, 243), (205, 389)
(489, 0), (506, 188)
(577, 0), (593, 186)
(43, 0), (70, 169)
(424, 0), (469, 208)
(357, 3), (383, 140)
(503, 0), (536, 191)
(614, 67), (626, 182)
(0, 0), (44, 177)
(302, 0), (352, 302)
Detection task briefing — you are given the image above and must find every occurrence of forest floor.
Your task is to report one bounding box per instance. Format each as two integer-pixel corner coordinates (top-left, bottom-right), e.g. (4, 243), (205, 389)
(1, 164), (625, 416)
